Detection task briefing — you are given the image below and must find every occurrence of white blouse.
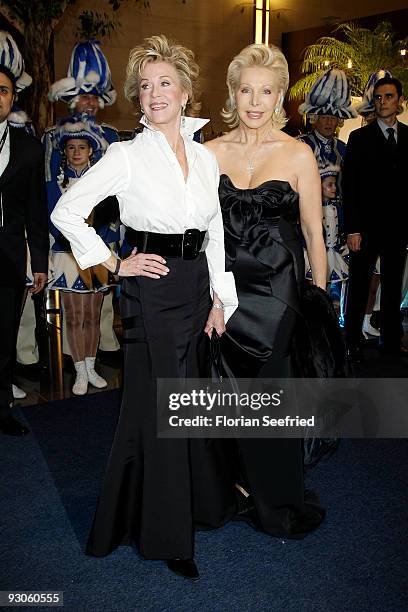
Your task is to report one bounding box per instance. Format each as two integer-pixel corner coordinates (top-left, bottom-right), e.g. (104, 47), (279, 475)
(0, 119), (10, 177)
(51, 117), (238, 321)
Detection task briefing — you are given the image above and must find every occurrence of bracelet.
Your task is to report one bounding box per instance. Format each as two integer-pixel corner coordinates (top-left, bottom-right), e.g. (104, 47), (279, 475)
(113, 258), (121, 275)
(212, 303), (224, 310)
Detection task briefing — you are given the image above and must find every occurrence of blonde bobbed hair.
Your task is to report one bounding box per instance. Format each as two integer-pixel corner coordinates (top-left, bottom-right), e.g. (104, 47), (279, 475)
(222, 44), (289, 129)
(124, 34), (201, 120)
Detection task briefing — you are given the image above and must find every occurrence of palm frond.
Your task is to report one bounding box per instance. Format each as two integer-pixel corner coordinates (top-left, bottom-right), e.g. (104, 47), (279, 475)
(288, 72), (326, 101)
(290, 20), (408, 102)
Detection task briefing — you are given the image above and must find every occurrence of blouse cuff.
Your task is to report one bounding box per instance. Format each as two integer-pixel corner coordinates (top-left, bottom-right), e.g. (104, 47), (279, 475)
(210, 271), (238, 324)
(75, 240), (112, 270)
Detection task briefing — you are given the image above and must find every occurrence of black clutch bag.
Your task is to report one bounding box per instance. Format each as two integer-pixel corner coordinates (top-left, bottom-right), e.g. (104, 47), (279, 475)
(209, 330), (223, 382)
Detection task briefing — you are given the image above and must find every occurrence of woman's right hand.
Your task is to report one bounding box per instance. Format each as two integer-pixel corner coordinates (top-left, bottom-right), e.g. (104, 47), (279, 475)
(118, 248), (169, 279)
(347, 233), (362, 252)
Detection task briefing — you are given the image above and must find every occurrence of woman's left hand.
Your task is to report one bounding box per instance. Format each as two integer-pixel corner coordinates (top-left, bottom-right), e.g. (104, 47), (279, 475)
(29, 273), (48, 294)
(204, 307), (226, 338)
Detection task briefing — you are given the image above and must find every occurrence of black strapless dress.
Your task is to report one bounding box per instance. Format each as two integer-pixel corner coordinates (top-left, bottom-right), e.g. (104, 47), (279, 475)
(219, 174), (325, 537)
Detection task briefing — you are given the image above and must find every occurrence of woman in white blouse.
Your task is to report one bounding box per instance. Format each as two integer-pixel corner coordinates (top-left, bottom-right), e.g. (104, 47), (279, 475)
(51, 35), (238, 580)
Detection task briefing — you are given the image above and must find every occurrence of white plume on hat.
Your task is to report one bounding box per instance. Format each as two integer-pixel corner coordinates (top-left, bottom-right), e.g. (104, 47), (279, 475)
(298, 68), (357, 119)
(53, 118), (108, 153)
(48, 40), (116, 107)
(0, 30), (32, 92)
(320, 164), (341, 180)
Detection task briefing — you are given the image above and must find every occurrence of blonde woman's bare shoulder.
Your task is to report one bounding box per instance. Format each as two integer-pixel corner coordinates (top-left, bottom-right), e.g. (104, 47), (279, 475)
(272, 131), (305, 148)
(204, 137), (220, 152)
(267, 130), (302, 152)
(290, 137), (315, 158)
(284, 138), (316, 168)
(204, 131), (234, 151)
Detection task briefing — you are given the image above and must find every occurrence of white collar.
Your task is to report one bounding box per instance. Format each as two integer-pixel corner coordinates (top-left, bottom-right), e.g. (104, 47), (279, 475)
(139, 115), (209, 138)
(67, 164), (89, 178)
(0, 119), (8, 137)
(377, 118), (397, 133)
(314, 130), (333, 145)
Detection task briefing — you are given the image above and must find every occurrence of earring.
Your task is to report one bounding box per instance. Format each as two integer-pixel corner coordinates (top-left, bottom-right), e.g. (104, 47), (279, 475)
(181, 103), (186, 128)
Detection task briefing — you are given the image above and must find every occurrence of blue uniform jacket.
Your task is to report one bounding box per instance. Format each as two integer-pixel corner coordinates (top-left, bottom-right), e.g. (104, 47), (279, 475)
(47, 166), (120, 254)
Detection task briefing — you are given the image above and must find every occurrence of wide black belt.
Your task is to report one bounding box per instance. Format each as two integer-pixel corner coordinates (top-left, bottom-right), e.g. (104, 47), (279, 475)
(125, 228), (207, 260)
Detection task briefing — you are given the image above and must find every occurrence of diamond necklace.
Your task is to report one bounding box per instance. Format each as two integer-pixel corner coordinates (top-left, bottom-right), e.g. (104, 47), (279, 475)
(246, 148), (259, 176)
(247, 157), (255, 176)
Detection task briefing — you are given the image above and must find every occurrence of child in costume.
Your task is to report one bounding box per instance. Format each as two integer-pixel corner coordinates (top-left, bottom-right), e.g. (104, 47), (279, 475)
(305, 166), (349, 308)
(45, 40), (120, 354)
(47, 121), (120, 395)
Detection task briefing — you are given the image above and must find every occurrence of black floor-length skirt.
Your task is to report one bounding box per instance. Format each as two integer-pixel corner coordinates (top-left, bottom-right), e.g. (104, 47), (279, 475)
(86, 253), (236, 560)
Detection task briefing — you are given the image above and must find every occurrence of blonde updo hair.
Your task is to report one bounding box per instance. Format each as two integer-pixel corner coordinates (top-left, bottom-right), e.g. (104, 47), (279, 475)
(124, 34), (201, 120)
(222, 44), (289, 130)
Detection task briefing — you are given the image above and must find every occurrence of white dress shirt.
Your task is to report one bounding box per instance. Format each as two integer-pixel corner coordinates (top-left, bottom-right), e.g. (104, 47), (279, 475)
(0, 119), (10, 176)
(377, 118), (398, 143)
(0, 119), (10, 227)
(51, 116), (238, 321)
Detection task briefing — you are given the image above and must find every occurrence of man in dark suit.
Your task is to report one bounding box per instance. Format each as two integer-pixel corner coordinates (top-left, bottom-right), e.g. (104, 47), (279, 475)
(0, 65), (48, 435)
(343, 77), (408, 359)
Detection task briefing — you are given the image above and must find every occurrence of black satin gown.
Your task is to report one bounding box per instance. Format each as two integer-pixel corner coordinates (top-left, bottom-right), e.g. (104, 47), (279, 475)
(219, 174), (325, 537)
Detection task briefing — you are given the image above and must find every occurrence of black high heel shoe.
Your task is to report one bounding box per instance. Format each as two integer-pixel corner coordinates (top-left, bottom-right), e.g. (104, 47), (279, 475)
(166, 558), (200, 581)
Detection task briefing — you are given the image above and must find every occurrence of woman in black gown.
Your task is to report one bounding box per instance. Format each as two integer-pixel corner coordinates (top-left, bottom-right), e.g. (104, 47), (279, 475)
(51, 35), (238, 580)
(206, 43), (327, 537)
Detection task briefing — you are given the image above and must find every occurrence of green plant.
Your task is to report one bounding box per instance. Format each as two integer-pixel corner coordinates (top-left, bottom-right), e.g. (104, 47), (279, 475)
(0, 0), (187, 132)
(289, 21), (408, 101)
(77, 10), (120, 40)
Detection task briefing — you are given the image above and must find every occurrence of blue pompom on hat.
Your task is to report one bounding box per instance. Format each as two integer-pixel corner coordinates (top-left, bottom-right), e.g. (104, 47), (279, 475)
(0, 30), (32, 92)
(298, 68), (357, 119)
(355, 69), (393, 116)
(48, 40), (116, 107)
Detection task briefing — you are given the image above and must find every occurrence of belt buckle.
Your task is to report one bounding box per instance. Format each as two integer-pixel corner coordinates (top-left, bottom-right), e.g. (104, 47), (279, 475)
(182, 228), (201, 260)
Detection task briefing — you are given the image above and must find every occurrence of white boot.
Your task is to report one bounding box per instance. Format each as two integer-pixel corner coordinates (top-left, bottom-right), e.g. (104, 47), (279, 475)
(72, 361), (88, 395)
(362, 314), (380, 338)
(85, 357), (107, 389)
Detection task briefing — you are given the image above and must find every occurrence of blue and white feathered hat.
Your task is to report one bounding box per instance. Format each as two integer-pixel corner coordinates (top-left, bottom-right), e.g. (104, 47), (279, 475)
(298, 69), (357, 119)
(48, 40), (116, 108)
(320, 164), (340, 181)
(0, 31), (32, 92)
(355, 70), (393, 116)
(53, 117), (108, 153)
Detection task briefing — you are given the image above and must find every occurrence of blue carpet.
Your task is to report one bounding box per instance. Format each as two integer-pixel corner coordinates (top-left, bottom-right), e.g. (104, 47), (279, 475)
(0, 391), (406, 611)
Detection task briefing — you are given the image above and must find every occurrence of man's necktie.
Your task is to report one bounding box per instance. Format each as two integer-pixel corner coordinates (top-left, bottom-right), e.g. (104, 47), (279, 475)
(386, 127), (397, 151)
